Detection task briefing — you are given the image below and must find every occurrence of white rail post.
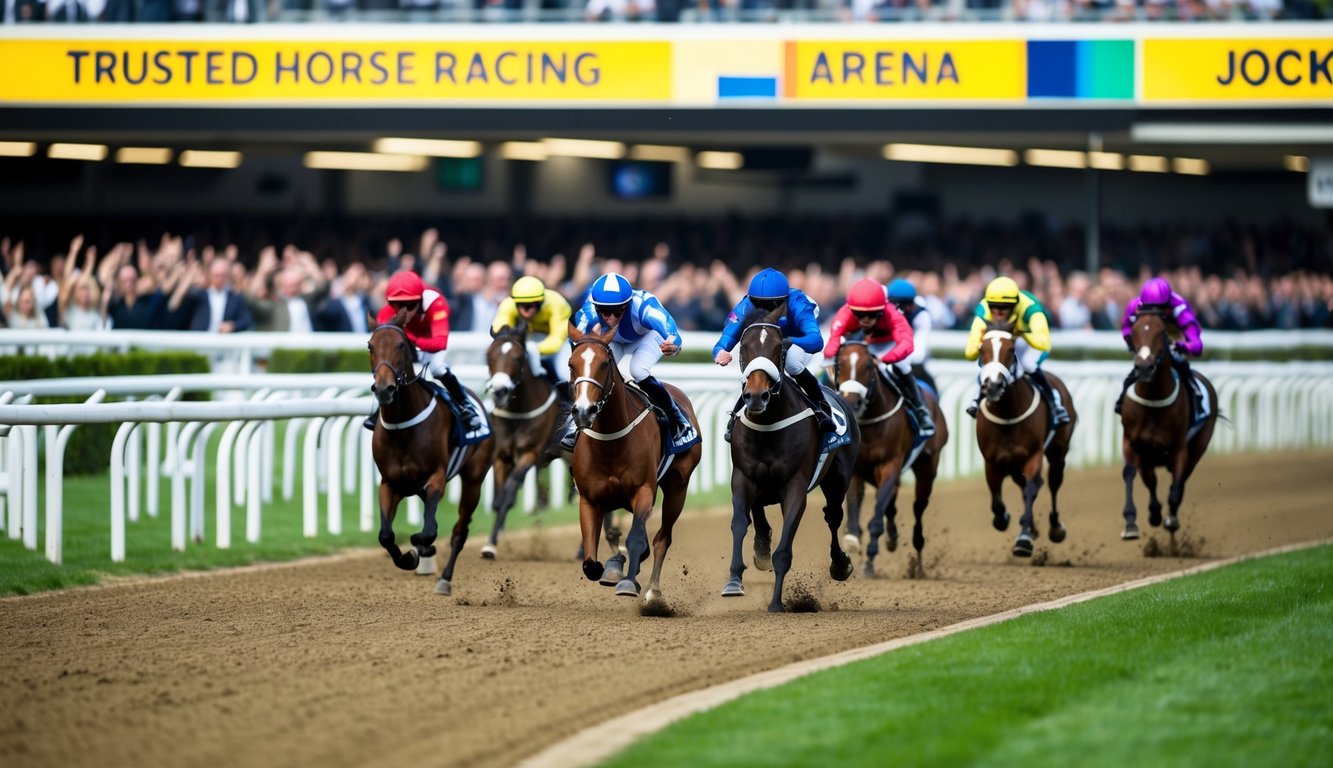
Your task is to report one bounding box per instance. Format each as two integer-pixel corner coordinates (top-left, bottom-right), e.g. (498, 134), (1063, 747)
(22, 424), (37, 550)
(44, 389), (107, 564)
(110, 420), (140, 562)
(0, 391), (12, 533)
(302, 415), (327, 537)
(145, 387), (184, 520)
(173, 422), (205, 553)
(360, 429), (375, 532)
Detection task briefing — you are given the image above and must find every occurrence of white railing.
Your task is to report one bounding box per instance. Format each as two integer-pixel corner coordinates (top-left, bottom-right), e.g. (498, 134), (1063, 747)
(1, 360), (1331, 565)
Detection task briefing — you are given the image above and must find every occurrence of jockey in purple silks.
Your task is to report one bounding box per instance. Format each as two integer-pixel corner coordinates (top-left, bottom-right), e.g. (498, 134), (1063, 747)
(1115, 277), (1204, 415)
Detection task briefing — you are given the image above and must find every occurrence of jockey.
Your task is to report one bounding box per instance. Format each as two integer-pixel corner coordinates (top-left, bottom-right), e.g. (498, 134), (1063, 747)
(713, 267), (834, 443)
(1115, 277), (1204, 415)
(964, 276), (1070, 425)
(887, 278), (938, 394)
(364, 271), (483, 433)
(823, 278), (935, 437)
(491, 275), (574, 407)
(563, 272), (694, 452)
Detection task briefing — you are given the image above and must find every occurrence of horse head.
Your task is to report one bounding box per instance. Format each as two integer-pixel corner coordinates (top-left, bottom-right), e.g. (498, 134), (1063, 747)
(567, 321), (619, 430)
(737, 302), (788, 415)
(1130, 308), (1170, 383)
(977, 320), (1019, 405)
(833, 336), (875, 420)
(486, 320), (529, 408)
(367, 311), (417, 407)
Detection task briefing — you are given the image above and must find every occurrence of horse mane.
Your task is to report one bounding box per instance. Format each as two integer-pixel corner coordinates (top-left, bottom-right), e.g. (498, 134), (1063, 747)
(492, 323), (527, 342)
(985, 319), (1015, 334)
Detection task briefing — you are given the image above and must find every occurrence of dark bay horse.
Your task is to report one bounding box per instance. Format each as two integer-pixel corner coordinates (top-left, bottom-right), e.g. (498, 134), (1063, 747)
(831, 339), (948, 578)
(723, 304), (858, 612)
(368, 316), (493, 596)
(481, 322), (564, 559)
(974, 324), (1076, 558)
(1119, 309), (1219, 540)
(566, 322), (702, 602)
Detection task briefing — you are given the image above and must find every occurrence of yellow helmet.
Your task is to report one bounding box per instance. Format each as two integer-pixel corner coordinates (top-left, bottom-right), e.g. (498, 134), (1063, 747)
(511, 276), (546, 303)
(984, 276), (1021, 306)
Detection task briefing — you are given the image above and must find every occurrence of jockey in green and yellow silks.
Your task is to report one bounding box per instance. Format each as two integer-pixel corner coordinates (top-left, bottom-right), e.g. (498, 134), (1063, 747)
(964, 276), (1069, 425)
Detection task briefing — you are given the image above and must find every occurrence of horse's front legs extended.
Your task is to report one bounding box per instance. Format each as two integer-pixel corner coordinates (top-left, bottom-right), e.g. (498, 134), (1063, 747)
(437, 470), (484, 596)
(843, 476), (865, 555)
(1141, 463), (1163, 528)
(1013, 452), (1044, 558)
(615, 486), (656, 598)
(721, 479), (752, 598)
(985, 462), (1009, 532)
(768, 480), (810, 613)
(751, 502), (772, 572)
(485, 450), (539, 559)
(820, 471), (853, 583)
(1121, 439), (1141, 539)
(1165, 449), (1189, 534)
(577, 495), (608, 583)
(378, 483), (418, 571)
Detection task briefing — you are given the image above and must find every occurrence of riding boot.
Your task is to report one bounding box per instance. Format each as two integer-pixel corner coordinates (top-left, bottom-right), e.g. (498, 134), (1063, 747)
(554, 380), (573, 409)
(1030, 369), (1070, 425)
(966, 392), (980, 419)
(1172, 353), (1196, 416)
(794, 368), (836, 434)
(363, 405), (379, 431)
(559, 424), (579, 452)
(892, 369), (936, 436)
(1113, 370), (1137, 415)
(437, 369), (483, 433)
(723, 395), (743, 443)
(639, 375), (691, 442)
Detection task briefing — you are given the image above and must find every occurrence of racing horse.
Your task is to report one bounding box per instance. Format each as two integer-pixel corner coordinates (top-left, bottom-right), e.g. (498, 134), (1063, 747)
(566, 322), (702, 601)
(368, 314), (494, 595)
(723, 304), (859, 612)
(1119, 308), (1219, 540)
(831, 338), (948, 578)
(481, 321), (565, 559)
(974, 322), (1077, 557)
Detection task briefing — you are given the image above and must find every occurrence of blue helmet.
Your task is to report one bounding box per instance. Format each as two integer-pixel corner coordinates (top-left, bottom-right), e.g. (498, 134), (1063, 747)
(747, 268), (790, 301)
(589, 272), (634, 307)
(887, 278), (917, 303)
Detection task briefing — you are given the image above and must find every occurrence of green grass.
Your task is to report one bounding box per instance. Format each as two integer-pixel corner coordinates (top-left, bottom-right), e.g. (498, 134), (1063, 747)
(0, 427), (732, 596)
(606, 544), (1333, 768)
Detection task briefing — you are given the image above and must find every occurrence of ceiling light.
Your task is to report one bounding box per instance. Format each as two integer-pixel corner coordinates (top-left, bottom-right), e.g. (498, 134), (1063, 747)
(883, 143), (1018, 167)
(180, 150), (242, 169)
(115, 147), (172, 165)
(1132, 123), (1333, 144)
(1172, 157), (1209, 176)
(0, 141), (36, 157)
(542, 138), (625, 160)
(303, 151), (427, 172)
(1128, 154), (1169, 173)
(696, 151), (744, 170)
(1024, 149), (1087, 169)
(1284, 155), (1310, 173)
(373, 138), (482, 158)
(629, 144), (691, 163)
(500, 141), (548, 161)
(48, 143), (107, 161)
(1087, 151), (1125, 171)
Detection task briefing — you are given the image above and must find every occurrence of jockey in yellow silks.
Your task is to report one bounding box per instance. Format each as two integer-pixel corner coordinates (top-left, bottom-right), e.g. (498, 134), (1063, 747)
(491, 275), (573, 403)
(964, 276), (1069, 425)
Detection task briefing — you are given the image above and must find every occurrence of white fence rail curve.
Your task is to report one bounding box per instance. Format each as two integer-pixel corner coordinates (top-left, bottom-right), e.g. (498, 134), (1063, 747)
(1, 360), (1331, 565)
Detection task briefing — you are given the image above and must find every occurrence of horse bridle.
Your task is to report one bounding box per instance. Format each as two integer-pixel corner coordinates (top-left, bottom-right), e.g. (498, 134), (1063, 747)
(369, 324), (422, 390)
(1134, 308), (1171, 378)
(570, 335), (617, 417)
(739, 322), (787, 396)
(833, 340), (879, 407)
(979, 329), (1021, 396)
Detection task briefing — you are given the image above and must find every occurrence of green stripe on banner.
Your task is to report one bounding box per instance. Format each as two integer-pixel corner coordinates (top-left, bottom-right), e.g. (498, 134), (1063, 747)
(1089, 40), (1134, 100)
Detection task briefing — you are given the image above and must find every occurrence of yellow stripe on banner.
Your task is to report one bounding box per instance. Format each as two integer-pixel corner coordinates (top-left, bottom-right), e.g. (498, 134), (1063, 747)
(1143, 39), (1333, 101)
(789, 40), (1025, 101)
(0, 40), (672, 103)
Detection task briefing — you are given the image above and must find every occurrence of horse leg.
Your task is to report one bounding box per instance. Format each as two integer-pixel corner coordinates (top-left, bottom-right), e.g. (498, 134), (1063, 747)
(645, 480), (687, 603)
(483, 458), (511, 559)
(485, 451), (539, 560)
(751, 502), (772, 572)
(721, 485), (752, 598)
(843, 476), (865, 555)
(1046, 446), (1068, 545)
(377, 483), (419, 571)
(604, 509), (624, 557)
(577, 496), (607, 583)
(1013, 454), (1044, 558)
(820, 472), (853, 583)
(909, 458), (939, 579)
(409, 481), (444, 577)
(1164, 450), (1189, 534)
(1141, 464), (1163, 528)
(863, 486), (884, 578)
(985, 462), (1009, 532)
(615, 487), (655, 598)
(1121, 444), (1141, 540)
(878, 461), (904, 553)
(768, 483), (810, 613)
(437, 475), (482, 597)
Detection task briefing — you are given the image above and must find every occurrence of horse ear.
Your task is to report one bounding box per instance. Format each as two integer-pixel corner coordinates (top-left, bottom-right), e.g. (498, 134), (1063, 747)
(764, 300), (787, 322)
(490, 325), (504, 339)
(593, 322), (616, 343)
(515, 317), (528, 337)
(367, 311), (378, 330)
(568, 321), (583, 343)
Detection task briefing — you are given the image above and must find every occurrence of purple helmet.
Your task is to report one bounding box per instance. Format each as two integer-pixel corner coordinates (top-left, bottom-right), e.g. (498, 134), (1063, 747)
(1140, 278), (1173, 306)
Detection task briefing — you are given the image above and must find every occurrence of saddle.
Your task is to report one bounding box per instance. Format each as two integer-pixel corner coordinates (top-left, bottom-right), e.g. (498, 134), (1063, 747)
(626, 381), (700, 456)
(424, 380), (492, 447)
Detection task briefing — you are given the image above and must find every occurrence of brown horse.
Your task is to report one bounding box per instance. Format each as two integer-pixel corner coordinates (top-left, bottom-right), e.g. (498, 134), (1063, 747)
(723, 304), (859, 612)
(1119, 309), (1219, 540)
(566, 322), (702, 601)
(831, 339), (948, 578)
(481, 322), (564, 559)
(368, 316), (493, 595)
(974, 323), (1076, 557)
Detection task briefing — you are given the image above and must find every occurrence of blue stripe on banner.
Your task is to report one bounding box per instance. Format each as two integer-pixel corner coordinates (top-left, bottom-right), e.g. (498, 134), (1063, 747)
(718, 76), (778, 99)
(1075, 40), (1095, 99)
(1026, 40), (1077, 99)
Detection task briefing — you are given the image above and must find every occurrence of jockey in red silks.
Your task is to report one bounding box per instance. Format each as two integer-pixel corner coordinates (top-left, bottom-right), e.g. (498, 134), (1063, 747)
(823, 278), (935, 436)
(364, 271), (483, 433)
(1115, 276), (1205, 414)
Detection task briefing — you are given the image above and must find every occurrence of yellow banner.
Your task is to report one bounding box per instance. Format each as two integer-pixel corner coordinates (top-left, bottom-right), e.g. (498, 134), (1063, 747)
(786, 40), (1025, 100)
(0, 40), (671, 102)
(1144, 39), (1333, 101)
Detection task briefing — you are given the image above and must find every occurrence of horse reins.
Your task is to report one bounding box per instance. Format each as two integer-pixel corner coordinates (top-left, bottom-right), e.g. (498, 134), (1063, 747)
(369, 324), (423, 389)
(739, 322), (786, 396)
(488, 332), (559, 420)
(835, 341), (903, 426)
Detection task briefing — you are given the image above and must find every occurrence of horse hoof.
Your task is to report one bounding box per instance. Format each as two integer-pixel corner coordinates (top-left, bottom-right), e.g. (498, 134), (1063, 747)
(599, 566), (624, 587)
(615, 579), (640, 597)
(415, 555), (437, 576)
(1164, 516), (1180, 533)
(721, 577), (745, 597)
(581, 560), (603, 582)
(861, 562), (875, 579)
(887, 537), (899, 553)
(768, 601), (786, 613)
(1121, 526), (1140, 541)
(753, 552), (772, 572)
(644, 588), (662, 603)
(1148, 510), (1163, 527)
(1049, 525), (1067, 544)
(842, 534), (860, 555)
(993, 512), (1011, 532)
(434, 579), (452, 596)
(830, 559), (853, 582)
(397, 550), (421, 572)
(480, 544), (497, 560)
(1012, 537), (1034, 558)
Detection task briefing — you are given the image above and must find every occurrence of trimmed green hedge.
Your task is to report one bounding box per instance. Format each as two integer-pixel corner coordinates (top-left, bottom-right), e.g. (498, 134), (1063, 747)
(267, 348), (368, 374)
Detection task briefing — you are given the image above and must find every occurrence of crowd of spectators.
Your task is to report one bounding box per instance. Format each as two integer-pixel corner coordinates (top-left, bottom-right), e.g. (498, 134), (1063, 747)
(3, 214), (1331, 357)
(1, 0), (1322, 23)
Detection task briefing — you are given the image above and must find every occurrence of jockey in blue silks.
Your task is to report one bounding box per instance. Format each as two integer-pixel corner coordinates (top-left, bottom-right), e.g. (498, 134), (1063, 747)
(562, 271), (694, 452)
(713, 267), (834, 443)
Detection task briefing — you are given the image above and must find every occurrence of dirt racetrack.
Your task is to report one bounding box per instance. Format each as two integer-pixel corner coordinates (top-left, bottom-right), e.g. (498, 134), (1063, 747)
(2, 449), (1330, 768)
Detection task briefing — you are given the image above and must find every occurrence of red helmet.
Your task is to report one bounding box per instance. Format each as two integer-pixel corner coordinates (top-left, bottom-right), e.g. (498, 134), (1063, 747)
(386, 271), (424, 302)
(847, 278), (888, 313)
